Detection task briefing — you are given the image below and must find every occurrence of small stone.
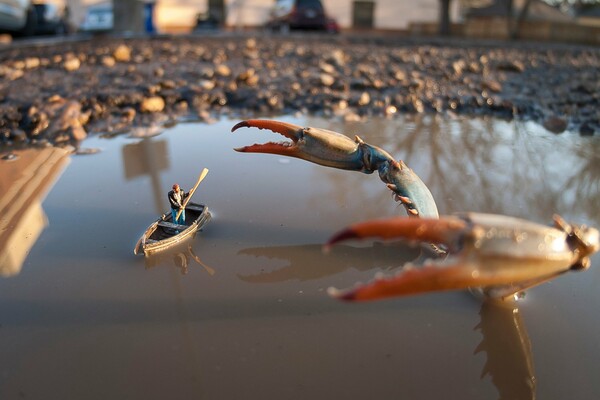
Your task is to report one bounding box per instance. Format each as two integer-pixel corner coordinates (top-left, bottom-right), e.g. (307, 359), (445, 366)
(160, 80), (177, 89)
(0, 65), (23, 80)
(1, 152), (18, 161)
(215, 64), (231, 77)
(319, 62), (336, 74)
(385, 105), (397, 115)
(75, 148), (101, 155)
(393, 69), (407, 81)
(48, 94), (63, 103)
(245, 75), (259, 86)
(319, 73), (334, 87)
(482, 80), (502, 93)
(245, 38), (257, 49)
(237, 68), (256, 84)
(140, 96), (165, 113)
(63, 57), (81, 72)
(101, 56), (116, 67)
(358, 92), (371, 106)
(543, 116), (567, 134)
(198, 79), (215, 91)
(121, 107), (136, 122)
(452, 60), (466, 75)
(24, 57), (40, 69)
(113, 44), (132, 62)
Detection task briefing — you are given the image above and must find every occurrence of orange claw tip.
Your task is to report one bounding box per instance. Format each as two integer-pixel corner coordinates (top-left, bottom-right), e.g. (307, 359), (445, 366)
(325, 228), (360, 248)
(231, 119), (303, 136)
(231, 121), (251, 132)
(327, 286), (358, 301)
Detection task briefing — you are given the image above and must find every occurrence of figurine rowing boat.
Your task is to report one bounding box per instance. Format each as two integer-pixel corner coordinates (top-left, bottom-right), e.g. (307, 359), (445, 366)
(133, 202), (211, 256)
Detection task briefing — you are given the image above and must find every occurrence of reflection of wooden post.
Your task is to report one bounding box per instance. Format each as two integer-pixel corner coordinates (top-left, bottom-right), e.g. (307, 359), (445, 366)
(352, 1), (375, 29)
(122, 139), (169, 214)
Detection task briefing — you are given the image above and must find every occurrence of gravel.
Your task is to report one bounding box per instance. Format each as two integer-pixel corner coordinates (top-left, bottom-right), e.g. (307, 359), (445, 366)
(0, 33), (598, 148)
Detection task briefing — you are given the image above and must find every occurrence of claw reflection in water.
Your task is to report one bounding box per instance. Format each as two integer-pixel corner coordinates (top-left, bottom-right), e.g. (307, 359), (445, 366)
(237, 242), (426, 283)
(239, 241), (537, 400)
(477, 300), (536, 400)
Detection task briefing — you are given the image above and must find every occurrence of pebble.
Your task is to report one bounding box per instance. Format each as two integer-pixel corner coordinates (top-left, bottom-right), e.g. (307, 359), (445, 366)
(215, 64), (232, 77)
(1, 152), (18, 161)
(140, 96), (166, 113)
(75, 148), (102, 155)
(543, 116), (568, 134)
(101, 56), (116, 67)
(319, 73), (335, 87)
(63, 57), (81, 72)
(113, 44), (132, 62)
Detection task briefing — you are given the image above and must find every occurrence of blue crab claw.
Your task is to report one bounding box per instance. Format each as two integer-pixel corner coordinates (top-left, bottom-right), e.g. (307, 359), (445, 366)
(325, 214), (600, 301)
(232, 119), (439, 218)
(232, 119), (376, 171)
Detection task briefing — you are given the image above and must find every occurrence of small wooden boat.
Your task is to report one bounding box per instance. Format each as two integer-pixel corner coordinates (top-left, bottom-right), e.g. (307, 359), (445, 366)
(134, 202), (211, 256)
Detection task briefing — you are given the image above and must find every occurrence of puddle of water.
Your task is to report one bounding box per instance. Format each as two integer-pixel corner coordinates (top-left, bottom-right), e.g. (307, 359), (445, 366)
(0, 114), (599, 400)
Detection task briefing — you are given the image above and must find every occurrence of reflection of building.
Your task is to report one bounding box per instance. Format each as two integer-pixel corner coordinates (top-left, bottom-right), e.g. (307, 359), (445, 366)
(0, 148), (70, 277)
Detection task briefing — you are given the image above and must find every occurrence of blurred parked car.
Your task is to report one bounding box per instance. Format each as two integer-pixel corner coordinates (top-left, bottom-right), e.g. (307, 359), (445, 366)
(33, 2), (68, 35)
(193, 11), (220, 32)
(0, 0), (37, 36)
(80, 2), (113, 33)
(325, 16), (340, 34)
(266, 0), (339, 33)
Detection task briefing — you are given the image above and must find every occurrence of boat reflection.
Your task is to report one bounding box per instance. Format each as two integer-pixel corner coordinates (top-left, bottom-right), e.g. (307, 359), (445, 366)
(0, 148), (69, 277)
(143, 243), (216, 276)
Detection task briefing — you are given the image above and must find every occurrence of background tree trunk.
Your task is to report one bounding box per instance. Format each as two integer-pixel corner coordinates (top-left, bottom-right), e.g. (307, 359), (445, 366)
(510, 0), (534, 40)
(439, 0), (452, 36)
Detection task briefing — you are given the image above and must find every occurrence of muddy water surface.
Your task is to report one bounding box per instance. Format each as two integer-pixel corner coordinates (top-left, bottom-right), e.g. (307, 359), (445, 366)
(1, 115), (599, 400)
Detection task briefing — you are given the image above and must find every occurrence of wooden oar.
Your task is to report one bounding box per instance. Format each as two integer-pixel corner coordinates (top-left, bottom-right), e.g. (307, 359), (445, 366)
(175, 168), (209, 222)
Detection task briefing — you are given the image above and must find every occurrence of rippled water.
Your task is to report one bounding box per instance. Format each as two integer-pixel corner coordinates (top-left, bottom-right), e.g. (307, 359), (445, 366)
(1, 114), (599, 400)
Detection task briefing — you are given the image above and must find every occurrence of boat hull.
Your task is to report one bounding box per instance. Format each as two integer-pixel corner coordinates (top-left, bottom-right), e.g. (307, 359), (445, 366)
(134, 202), (211, 256)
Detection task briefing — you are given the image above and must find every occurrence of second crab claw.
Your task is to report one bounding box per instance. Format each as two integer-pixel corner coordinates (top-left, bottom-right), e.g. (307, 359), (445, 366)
(232, 119), (438, 218)
(325, 213), (599, 301)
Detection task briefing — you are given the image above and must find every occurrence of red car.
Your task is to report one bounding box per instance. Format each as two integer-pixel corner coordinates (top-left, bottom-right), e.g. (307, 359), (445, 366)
(266, 0), (339, 33)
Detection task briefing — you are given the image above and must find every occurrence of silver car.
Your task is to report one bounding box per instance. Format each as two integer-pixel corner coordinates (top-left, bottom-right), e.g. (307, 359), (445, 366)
(80, 2), (113, 33)
(0, 0), (35, 35)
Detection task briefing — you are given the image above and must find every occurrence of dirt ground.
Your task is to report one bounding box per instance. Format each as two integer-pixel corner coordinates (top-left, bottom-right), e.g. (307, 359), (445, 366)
(0, 33), (598, 148)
